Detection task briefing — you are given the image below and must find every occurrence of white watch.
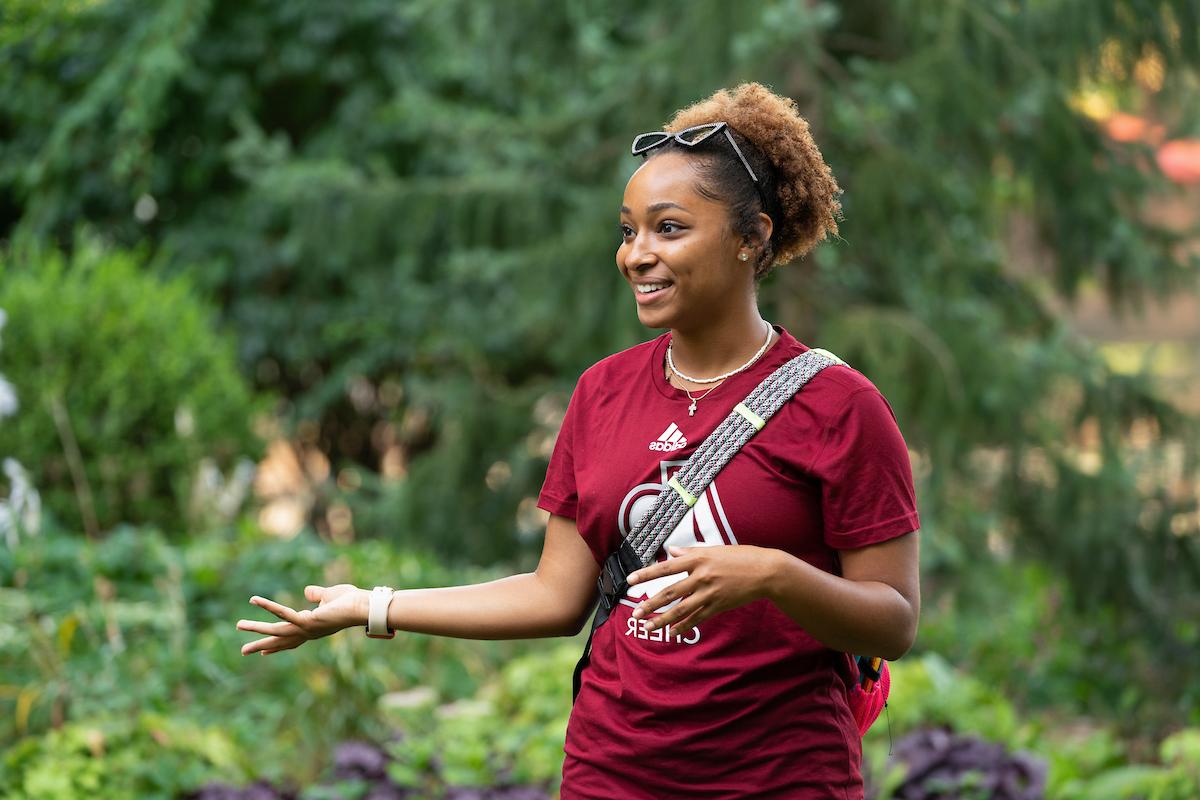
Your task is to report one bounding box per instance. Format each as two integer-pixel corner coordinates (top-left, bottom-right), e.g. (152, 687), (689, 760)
(365, 586), (395, 639)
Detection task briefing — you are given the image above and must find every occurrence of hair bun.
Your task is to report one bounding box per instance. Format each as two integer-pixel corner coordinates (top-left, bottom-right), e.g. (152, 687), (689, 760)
(664, 82), (843, 270)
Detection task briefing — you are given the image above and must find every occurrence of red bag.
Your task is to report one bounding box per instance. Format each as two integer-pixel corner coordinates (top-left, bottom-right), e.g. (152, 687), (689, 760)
(849, 656), (890, 736)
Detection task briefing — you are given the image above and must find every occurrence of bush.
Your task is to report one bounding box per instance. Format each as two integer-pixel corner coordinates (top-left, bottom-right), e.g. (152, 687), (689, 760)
(0, 713), (252, 800)
(878, 728), (1045, 800)
(864, 654), (1200, 800)
(0, 519), (565, 792)
(915, 561), (1200, 740)
(378, 644), (576, 794)
(0, 236), (265, 534)
(5, 516), (1197, 800)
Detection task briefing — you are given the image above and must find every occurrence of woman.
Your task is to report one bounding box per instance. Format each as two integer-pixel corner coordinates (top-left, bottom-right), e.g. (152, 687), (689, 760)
(238, 83), (921, 799)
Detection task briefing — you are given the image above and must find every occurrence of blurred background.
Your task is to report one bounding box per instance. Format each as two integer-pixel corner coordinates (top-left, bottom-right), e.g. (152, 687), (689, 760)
(1, 1), (1198, 798)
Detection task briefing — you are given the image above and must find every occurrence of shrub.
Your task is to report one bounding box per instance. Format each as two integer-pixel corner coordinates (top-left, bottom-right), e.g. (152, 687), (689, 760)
(878, 728), (1046, 800)
(0, 519), (560, 790)
(0, 713), (253, 800)
(0, 237), (265, 534)
(378, 643), (576, 795)
(864, 654), (1200, 800)
(0, 714), (250, 800)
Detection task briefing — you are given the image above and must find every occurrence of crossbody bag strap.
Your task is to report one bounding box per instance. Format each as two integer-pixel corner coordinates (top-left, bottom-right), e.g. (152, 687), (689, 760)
(572, 347), (847, 702)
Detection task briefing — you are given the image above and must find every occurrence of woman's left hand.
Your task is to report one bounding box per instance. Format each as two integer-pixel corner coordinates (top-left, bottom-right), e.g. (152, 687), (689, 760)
(627, 544), (780, 634)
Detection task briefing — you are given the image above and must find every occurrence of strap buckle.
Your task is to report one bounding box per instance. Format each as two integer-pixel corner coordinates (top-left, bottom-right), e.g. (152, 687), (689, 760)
(596, 541), (643, 611)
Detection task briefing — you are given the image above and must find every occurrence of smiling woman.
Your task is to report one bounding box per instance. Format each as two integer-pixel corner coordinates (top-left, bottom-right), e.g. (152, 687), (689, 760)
(238, 82), (920, 800)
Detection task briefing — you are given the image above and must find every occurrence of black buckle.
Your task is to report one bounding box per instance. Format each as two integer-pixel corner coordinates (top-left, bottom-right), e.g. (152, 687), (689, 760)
(596, 541), (643, 611)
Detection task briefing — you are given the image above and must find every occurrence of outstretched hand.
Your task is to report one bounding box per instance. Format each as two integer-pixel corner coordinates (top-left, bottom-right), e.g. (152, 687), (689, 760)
(627, 544), (779, 634)
(236, 584), (367, 656)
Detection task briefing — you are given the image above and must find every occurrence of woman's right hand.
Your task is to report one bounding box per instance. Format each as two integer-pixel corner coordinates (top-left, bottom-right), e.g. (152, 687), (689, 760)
(237, 583), (368, 656)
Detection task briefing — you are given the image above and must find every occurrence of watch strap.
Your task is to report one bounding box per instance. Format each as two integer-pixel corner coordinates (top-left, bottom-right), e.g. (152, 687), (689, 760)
(366, 585), (395, 639)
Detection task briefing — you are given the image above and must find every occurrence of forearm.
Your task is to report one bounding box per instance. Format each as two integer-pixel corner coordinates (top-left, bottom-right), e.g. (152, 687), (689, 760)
(372, 572), (580, 641)
(237, 574), (580, 657)
(764, 550), (918, 660)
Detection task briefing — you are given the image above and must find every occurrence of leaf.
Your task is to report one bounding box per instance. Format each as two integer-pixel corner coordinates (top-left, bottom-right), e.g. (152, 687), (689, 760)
(56, 612), (78, 658)
(15, 685), (39, 735)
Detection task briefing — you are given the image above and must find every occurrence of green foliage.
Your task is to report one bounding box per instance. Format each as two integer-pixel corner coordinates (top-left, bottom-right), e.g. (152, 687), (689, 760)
(0, 0), (1195, 638)
(380, 645), (576, 793)
(0, 520), (571, 792)
(916, 562), (1200, 738)
(0, 713), (250, 800)
(3, 521), (1199, 798)
(880, 653), (1025, 744)
(0, 0), (1198, 781)
(865, 654), (1200, 800)
(1049, 728), (1200, 800)
(0, 237), (264, 534)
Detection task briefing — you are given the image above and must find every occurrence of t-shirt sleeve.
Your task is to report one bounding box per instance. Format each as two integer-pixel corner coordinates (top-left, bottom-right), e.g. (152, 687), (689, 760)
(809, 386), (920, 549)
(536, 381), (583, 520)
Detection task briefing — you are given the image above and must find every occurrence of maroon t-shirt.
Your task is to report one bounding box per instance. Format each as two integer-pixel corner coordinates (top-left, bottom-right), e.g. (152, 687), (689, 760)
(538, 325), (920, 799)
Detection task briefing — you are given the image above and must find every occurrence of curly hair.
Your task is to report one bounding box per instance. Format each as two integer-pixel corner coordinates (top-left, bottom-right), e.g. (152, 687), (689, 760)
(652, 82), (843, 278)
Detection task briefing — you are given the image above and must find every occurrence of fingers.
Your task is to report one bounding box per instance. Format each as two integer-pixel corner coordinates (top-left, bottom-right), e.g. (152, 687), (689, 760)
(236, 618), (296, 636)
(631, 577), (695, 620)
(240, 594), (308, 655)
(241, 631), (307, 655)
(663, 605), (707, 635)
(645, 601), (708, 634)
(259, 641), (301, 655)
(628, 563), (684, 587)
(242, 635), (291, 655)
(237, 587), (329, 657)
(249, 595), (303, 624)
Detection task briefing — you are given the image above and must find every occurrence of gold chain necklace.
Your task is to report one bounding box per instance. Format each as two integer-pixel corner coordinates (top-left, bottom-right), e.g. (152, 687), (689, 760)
(683, 384), (720, 416)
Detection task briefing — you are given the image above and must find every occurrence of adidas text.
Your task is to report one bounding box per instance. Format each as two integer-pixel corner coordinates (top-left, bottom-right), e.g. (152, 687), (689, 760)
(649, 422), (687, 451)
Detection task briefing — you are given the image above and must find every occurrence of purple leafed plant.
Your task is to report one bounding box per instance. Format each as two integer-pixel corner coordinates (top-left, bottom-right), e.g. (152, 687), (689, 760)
(882, 727), (1047, 800)
(187, 738), (552, 800)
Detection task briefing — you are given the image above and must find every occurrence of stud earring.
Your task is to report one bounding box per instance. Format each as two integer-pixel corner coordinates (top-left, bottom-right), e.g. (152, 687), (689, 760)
(738, 252), (749, 262)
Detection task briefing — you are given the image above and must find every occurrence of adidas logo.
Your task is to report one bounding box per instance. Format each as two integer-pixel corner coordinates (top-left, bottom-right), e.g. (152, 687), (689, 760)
(648, 422), (688, 452)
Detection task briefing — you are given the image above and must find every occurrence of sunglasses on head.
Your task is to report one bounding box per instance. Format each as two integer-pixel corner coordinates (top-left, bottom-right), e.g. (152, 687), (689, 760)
(631, 122), (763, 197)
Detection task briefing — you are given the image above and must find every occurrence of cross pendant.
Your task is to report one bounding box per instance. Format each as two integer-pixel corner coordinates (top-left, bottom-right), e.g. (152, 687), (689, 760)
(688, 400), (697, 416)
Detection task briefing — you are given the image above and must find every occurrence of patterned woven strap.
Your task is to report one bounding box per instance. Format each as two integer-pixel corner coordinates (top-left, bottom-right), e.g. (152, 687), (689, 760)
(623, 348), (845, 566)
